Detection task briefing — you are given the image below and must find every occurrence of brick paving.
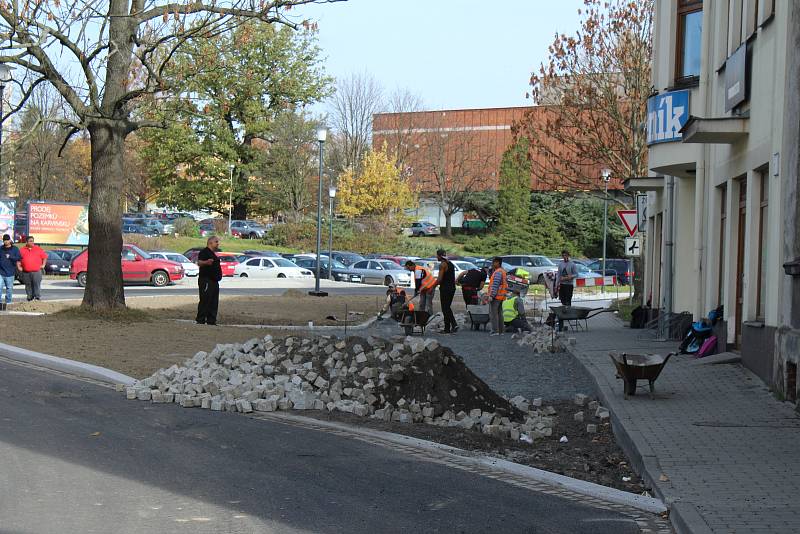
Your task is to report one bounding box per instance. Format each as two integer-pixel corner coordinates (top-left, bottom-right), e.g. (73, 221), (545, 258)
(567, 314), (800, 533)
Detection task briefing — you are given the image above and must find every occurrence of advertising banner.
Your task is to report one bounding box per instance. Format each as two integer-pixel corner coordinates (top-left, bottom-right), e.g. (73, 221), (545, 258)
(0, 199), (14, 238)
(646, 89), (689, 145)
(27, 202), (89, 245)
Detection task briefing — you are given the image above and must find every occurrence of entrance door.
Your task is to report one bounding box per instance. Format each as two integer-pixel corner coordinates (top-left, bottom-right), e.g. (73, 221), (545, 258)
(735, 180), (747, 348)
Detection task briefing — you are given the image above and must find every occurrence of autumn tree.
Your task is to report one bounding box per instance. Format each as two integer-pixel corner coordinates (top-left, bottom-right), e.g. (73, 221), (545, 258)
(336, 148), (415, 219)
(142, 21), (332, 219)
(0, 0), (342, 310)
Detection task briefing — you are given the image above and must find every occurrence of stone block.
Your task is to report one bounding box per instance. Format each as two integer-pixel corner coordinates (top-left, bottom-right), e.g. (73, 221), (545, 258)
(574, 393), (588, 406)
(137, 389), (152, 401)
(574, 411), (584, 422)
(588, 400), (599, 411)
(532, 398), (542, 407)
(586, 424), (597, 434)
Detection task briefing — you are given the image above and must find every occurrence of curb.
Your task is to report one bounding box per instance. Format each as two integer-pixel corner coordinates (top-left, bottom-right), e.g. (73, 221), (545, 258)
(253, 412), (667, 515)
(0, 341), (137, 386)
(566, 343), (710, 534)
(173, 316), (378, 331)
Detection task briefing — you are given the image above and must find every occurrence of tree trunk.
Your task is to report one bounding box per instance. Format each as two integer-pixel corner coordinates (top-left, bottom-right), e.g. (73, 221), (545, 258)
(82, 122), (126, 310)
(443, 212), (453, 237)
(233, 201), (248, 221)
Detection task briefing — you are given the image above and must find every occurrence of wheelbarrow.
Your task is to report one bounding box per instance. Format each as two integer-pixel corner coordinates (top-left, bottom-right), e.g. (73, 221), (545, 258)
(549, 305), (613, 331)
(466, 304), (490, 331)
(610, 352), (674, 399)
(399, 310), (432, 336)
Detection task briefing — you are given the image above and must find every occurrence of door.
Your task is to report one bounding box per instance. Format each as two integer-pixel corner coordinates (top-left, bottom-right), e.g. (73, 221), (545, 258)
(368, 261), (384, 284)
(734, 180), (747, 348)
(121, 248), (146, 281)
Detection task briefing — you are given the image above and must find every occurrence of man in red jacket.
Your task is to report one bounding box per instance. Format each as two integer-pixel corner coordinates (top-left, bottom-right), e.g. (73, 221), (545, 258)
(19, 236), (48, 301)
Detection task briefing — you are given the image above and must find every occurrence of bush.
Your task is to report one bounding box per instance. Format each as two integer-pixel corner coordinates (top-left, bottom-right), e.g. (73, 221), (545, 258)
(173, 217), (200, 237)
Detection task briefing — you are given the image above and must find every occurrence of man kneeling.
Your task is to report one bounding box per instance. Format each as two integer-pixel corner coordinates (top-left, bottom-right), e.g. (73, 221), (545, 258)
(503, 288), (532, 333)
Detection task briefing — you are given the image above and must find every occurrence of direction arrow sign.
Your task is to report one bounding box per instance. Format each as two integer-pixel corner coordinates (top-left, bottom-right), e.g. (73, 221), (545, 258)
(617, 210), (638, 237)
(625, 236), (641, 257)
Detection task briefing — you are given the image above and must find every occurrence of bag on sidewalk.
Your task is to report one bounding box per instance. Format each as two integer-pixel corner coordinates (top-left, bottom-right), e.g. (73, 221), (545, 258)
(695, 335), (718, 358)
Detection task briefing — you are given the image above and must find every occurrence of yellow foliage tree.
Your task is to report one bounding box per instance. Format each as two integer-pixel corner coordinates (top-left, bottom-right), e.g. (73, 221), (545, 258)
(337, 148), (416, 217)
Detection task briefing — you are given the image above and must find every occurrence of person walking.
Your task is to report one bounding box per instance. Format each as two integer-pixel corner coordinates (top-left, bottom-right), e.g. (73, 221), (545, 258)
(555, 249), (579, 331)
(487, 257), (508, 336)
(457, 265), (486, 306)
(196, 235), (222, 325)
(435, 249), (458, 334)
(19, 236), (47, 301)
(0, 234), (22, 308)
(404, 260), (436, 314)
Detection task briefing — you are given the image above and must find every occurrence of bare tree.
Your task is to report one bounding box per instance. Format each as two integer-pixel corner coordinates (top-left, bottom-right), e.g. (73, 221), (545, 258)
(378, 87), (424, 172)
(327, 71), (383, 175)
(0, 0), (343, 310)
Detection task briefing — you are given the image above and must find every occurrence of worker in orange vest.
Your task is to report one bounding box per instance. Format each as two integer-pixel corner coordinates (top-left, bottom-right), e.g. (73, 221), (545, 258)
(487, 256), (508, 336)
(404, 260), (436, 314)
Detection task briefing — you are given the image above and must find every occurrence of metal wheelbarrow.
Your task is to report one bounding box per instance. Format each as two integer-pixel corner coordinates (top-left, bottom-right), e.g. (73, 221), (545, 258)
(399, 310), (432, 336)
(466, 304), (490, 331)
(610, 352), (674, 399)
(549, 305), (612, 331)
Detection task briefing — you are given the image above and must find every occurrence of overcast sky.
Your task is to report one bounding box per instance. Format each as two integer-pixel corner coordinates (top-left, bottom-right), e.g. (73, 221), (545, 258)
(298, 0), (585, 112)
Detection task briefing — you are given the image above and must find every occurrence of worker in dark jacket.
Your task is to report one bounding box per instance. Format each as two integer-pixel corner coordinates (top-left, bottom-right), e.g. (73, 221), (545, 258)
(457, 266), (486, 306)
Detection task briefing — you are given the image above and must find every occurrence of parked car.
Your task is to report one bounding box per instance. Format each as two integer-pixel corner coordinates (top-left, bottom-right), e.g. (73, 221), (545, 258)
(349, 259), (413, 287)
(230, 220), (269, 239)
(242, 250), (283, 258)
(70, 244), (184, 287)
(328, 251), (365, 266)
(422, 260), (477, 279)
(234, 257), (313, 279)
(292, 257), (363, 283)
(148, 251), (199, 277)
(50, 248), (82, 262)
(377, 255), (406, 265)
(122, 223), (160, 237)
(585, 258), (634, 285)
(183, 248), (238, 276)
(44, 251), (71, 275)
(138, 218), (167, 235)
(123, 212), (148, 220)
(499, 255), (558, 284)
(407, 221), (440, 237)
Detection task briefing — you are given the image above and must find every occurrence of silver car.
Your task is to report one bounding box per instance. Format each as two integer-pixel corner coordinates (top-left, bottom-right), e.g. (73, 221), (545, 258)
(349, 260), (413, 287)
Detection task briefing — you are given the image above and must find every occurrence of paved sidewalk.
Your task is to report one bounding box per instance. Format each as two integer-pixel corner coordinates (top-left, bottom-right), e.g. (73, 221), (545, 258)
(567, 314), (800, 534)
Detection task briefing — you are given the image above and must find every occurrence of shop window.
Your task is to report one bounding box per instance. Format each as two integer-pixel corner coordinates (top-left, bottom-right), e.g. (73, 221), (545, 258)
(676, 0), (703, 85)
(756, 170), (769, 320)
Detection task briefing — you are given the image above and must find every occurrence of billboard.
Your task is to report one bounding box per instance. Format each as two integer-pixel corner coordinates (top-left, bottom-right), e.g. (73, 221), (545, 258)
(27, 202), (89, 245)
(0, 199), (14, 239)
(646, 89), (689, 145)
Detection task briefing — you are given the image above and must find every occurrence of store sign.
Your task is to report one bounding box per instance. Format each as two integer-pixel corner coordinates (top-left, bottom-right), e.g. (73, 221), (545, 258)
(646, 90), (689, 145)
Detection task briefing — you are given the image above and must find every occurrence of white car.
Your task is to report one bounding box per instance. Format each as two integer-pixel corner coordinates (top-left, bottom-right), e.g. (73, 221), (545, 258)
(423, 260), (477, 279)
(234, 257), (314, 279)
(148, 251), (199, 276)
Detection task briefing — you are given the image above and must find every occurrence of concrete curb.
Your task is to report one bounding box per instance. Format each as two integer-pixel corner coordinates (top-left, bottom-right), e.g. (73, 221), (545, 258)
(173, 316), (378, 331)
(566, 344), (710, 533)
(0, 342), (136, 386)
(255, 412), (667, 515)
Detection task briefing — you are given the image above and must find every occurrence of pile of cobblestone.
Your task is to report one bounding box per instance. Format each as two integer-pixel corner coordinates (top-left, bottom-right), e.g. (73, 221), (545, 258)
(123, 334), (569, 441)
(513, 326), (567, 352)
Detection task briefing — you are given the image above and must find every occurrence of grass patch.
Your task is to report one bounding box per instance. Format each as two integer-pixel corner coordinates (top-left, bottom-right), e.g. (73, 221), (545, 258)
(52, 305), (153, 323)
(610, 299), (637, 322)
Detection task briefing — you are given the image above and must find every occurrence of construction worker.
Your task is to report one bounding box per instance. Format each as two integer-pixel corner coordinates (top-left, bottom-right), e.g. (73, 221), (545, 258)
(487, 257), (508, 336)
(405, 260), (436, 314)
(457, 265), (486, 306)
(502, 288), (532, 333)
(376, 284), (408, 321)
(436, 249), (458, 334)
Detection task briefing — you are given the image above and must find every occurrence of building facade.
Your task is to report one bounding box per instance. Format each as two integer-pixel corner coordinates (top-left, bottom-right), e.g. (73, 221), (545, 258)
(639, 0), (800, 397)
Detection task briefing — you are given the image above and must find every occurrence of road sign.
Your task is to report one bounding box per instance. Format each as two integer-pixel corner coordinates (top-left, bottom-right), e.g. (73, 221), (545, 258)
(636, 195), (647, 233)
(617, 210), (638, 237)
(625, 236), (642, 257)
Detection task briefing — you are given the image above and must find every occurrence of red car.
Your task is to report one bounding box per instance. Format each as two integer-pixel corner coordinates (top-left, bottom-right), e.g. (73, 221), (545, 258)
(70, 244), (184, 287)
(183, 248), (238, 277)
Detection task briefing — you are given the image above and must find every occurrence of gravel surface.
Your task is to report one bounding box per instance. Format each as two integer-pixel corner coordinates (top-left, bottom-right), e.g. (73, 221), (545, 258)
(366, 316), (598, 401)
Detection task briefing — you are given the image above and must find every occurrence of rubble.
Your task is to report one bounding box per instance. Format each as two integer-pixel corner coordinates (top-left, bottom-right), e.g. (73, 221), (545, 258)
(122, 333), (569, 440)
(513, 326), (567, 352)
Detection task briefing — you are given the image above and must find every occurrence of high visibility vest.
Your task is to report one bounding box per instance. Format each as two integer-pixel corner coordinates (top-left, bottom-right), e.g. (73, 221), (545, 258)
(492, 268), (508, 301)
(502, 297), (519, 322)
(415, 266), (436, 292)
(515, 268), (530, 281)
(407, 301), (415, 312)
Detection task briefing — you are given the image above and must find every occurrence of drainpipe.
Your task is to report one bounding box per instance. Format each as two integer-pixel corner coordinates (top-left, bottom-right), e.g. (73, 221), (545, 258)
(661, 175), (675, 339)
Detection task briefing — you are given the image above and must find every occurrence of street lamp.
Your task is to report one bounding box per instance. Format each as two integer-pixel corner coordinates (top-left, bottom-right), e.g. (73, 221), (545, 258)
(328, 183), (336, 280)
(228, 164), (235, 235)
(0, 64), (13, 197)
(309, 127), (328, 296)
(601, 168), (611, 294)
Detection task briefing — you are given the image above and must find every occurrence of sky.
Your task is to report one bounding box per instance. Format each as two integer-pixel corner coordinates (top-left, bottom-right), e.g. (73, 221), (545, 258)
(298, 0), (586, 112)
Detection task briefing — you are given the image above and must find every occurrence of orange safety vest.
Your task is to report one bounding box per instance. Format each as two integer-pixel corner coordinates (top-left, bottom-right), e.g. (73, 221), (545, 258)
(407, 301), (415, 312)
(492, 268), (508, 301)
(414, 266), (436, 292)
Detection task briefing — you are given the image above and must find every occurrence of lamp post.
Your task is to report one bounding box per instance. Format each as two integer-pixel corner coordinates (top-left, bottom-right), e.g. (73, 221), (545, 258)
(0, 64), (13, 197)
(601, 169), (611, 294)
(309, 127), (328, 296)
(227, 164), (235, 235)
(328, 183), (336, 280)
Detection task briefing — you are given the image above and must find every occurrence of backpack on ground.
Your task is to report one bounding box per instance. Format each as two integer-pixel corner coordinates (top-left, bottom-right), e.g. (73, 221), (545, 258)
(696, 335), (718, 358)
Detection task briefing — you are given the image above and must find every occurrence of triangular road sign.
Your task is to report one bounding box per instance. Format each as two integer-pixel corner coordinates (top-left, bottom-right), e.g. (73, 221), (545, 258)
(617, 210), (638, 237)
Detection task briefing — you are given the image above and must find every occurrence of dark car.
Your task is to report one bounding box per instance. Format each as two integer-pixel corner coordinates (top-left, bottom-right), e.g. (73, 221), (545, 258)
(585, 258), (634, 285)
(50, 248), (82, 262)
(242, 250), (282, 258)
(122, 223), (160, 237)
(44, 251), (71, 275)
(329, 251), (365, 266)
(292, 257), (363, 283)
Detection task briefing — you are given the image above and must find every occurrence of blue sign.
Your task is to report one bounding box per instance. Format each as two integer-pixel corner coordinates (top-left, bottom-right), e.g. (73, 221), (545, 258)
(646, 90), (690, 145)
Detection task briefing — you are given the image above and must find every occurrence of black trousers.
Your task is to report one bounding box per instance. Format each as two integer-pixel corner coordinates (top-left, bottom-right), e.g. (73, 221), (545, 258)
(559, 284), (574, 306)
(196, 277), (220, 324)
(505, 316), (532, 333)
(462, 288), (479, 307)
(440, 286), (457, 331)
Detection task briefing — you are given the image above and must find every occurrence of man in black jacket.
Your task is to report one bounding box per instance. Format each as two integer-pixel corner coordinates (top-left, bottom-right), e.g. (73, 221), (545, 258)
(196, 236), (222, 325)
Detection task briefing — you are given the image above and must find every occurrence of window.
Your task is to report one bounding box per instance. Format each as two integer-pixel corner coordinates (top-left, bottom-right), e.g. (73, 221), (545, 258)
(246, 258), (260, 266)
(718, 185), (727, 306)
(756, 171), (769, 320)
(676, 0), (703, 83)
(353, 261), (368, 269)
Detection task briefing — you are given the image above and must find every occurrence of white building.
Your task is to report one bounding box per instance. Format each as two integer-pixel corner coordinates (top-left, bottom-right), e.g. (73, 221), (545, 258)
(636, 0), (800, 399)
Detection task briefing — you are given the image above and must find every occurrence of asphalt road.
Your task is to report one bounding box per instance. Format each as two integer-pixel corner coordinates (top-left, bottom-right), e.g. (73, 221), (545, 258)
(0, 359), (642, 534)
